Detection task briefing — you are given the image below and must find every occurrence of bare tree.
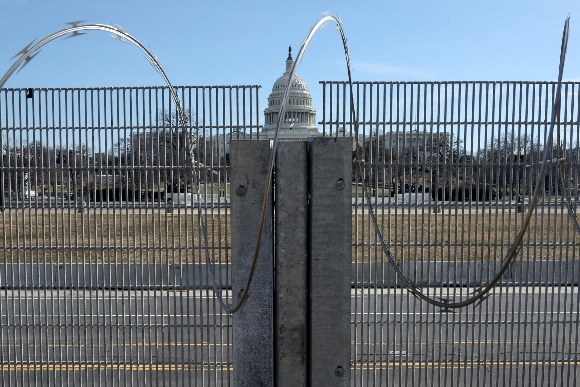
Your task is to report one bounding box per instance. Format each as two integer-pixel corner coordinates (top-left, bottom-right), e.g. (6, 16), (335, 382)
(358, 131), (463, 198)
(126, 108), (199, 195)
(477, 133), (541, 200)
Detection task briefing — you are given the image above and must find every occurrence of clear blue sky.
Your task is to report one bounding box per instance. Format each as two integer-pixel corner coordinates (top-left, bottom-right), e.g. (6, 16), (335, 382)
(1, 0), (579, 121)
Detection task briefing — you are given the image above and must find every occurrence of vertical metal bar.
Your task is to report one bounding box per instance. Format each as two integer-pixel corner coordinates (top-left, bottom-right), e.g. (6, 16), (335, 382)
(418, 82), (427, 386)
(362, 81), (371, 387)
(328, 82), (333, 136)
(430, 82), (439, 386)
(0, 89), (5, 386)
(201, 86), (211, 386)
(225, 87), (233, 387)
(371, 82), (379, 386)
(193, 86), (202, 387)
(0, 88), (3, 213)
(355, 81), (363, 387)
(230, 139), (273, 386)
(392, 82), (401, 386)
(121, 87), (129, 387)
(5, 88), (13, 387)
(114, 87), (123, 381)
(440, 82), (449, 387)
(309, 136), (351, 386)
(567, 82), (580, 386)
(71, 89), (79, 359)
(341, 83), (347, 137)
(530, 83), (553, 385)
(520, 82), (531, 385)
(216, 85), (225, 387)
(474, 82), (484, 387)
(554, 82), (567, 387)
(209, 85), (218, 386)
(321, 82), (326, 136)
(572, 82), (580, 387)
(143, 87), (153, 387)
(349, 82), (358, 385)
(1, 89), (8, 385)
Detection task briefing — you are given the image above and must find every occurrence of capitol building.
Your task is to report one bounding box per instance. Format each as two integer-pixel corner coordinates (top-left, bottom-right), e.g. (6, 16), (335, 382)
(259, 47), (321, 141)
(210, 47), (320, 158)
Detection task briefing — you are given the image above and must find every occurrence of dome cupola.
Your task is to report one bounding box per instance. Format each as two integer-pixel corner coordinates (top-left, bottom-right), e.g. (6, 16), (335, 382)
(262, 46), (319, 136)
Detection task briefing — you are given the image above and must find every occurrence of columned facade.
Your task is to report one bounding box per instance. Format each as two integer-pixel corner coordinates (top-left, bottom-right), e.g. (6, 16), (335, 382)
(260, 47), (320, 140)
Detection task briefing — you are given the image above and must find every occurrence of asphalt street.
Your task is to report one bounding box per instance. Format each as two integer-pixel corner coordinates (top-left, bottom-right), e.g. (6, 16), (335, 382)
(1, 287), (578, 386)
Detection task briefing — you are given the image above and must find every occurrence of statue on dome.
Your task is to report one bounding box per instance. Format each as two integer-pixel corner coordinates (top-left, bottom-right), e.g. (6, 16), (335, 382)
(287, 45), (292, 60)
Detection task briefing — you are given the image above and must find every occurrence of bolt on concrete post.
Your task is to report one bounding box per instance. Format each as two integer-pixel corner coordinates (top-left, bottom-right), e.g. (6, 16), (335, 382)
(230, 140), (274, 387)
(308, 137), (352, 386)
(275, 141), (309, 386)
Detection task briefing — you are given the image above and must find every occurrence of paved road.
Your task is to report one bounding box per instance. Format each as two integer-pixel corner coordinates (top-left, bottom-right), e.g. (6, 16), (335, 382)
(351, 286), (580, 386)
(1, 287), (578, 386)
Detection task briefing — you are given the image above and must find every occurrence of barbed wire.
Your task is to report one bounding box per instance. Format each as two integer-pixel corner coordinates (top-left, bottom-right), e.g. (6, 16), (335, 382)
(213, 14), (572, 313)
(351, 16), (570, 310)
(2, 16), (572, 314)
(0, 20), (225, 309)
(206, 14), (347, 313)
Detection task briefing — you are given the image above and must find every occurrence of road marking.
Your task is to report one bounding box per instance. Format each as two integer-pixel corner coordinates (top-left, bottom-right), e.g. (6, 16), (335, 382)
(2, 342), (232, 348)
(4, 360), (579, 372)
(3, 340), (572, 348)
(429, 340), (579, 345)
(351, 311), (577, 316)
(1, 315), (231, 319)
(354, 360), (580, 369)
(1, 363), (232, 371)
(354, 340), (579, 346)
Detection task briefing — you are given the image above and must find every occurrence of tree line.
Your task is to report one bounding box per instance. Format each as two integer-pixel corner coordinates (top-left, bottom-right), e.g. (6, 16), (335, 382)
(1, 110), (223, 201)
(2, 125), (578, 203)
(356, 131), (580, 202)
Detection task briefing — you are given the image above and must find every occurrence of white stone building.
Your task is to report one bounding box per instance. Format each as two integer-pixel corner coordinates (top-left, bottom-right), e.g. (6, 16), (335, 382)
(209, 47), (322, 158)
(259, 47), (321, 141)
(381, 130), (451, 152)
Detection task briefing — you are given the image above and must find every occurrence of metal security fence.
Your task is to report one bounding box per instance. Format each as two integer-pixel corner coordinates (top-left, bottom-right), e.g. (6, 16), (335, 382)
(0, 85), (261, 386)
(3, 81), (580, 386)
(320, 81), (580, 385)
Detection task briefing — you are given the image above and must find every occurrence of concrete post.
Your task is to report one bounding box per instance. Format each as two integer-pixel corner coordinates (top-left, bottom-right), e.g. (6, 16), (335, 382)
(308, 137), (352, 386)
(275, 141), (309, 386)
(231, 140), (273, 387)
(231, 138), (351, 386)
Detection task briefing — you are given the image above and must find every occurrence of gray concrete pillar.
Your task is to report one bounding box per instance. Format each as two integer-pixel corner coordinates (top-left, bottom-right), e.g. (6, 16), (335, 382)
(309, 137), (352, 386)
(231, 140), (273, 387)
(275, 141), (309, 386)
(231, 138), (351, 386)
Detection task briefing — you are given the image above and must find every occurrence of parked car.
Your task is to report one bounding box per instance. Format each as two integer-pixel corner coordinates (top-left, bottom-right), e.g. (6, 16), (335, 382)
(165, 192), (194, 207)
(11, 190), (38, 200)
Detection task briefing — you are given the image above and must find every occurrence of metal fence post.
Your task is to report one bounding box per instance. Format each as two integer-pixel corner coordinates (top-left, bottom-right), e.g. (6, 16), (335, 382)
(231, 140), (274, 386)
(309, 137), (352, 386)
(275, 141), (309, 386)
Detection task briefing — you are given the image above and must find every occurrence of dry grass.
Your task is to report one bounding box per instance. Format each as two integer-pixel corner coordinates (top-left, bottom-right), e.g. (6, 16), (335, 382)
(354, 210), (580, 262)
(1, 208), (579, 263)
(0, 211), (230, 264)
